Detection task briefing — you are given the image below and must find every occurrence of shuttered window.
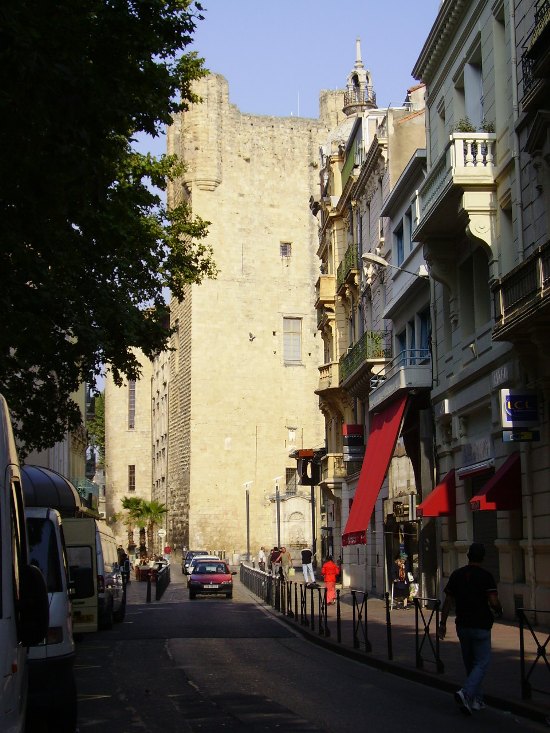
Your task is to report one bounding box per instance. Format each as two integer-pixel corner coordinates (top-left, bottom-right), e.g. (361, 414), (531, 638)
(283, 317), (302, 363)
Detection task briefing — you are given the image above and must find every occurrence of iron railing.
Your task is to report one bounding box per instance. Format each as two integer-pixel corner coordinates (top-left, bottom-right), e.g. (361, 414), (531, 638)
(339, 330), (392, 383)
(336, 244), (359, 292)
(518, 607), (550, 701)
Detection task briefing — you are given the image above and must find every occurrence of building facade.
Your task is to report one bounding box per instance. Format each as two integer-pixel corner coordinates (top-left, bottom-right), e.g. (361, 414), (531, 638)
(165, 73), (341, 561)
(104, 351), (152, 546)
(313, 42), (429, 593)
(411, 0), (549, 616)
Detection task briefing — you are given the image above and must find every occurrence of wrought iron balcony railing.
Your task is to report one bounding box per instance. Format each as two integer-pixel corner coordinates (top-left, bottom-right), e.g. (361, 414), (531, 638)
(339, 330), (392, 384)
(493, 239), (550, 336)
(336, 244), (359, 292)
(343, 87), (376, 110)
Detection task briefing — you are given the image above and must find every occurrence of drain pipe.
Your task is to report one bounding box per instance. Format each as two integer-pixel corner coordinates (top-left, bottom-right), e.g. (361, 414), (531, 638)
(509, 0), (525, 261)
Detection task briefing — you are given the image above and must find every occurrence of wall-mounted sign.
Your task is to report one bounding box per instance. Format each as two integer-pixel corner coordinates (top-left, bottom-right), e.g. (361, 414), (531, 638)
(502, 429), (540, 443)
(500, 390), (538, 428)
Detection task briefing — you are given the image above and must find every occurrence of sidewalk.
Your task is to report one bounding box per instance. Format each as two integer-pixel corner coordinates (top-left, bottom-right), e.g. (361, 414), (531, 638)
(241, 569), (550, 726)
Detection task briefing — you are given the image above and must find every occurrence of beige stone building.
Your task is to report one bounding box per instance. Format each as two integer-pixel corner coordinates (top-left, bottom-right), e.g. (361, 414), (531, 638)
(104, 351), (152, 547)
(165, 73), (346, 560)
(313, 40), (427, 590)
(151, 348), (170, 539)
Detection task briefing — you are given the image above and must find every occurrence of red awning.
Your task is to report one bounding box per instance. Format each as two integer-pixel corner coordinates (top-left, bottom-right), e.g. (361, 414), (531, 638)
(417, 470), (455, 518)
(470, 451), (522, 511)
(342, 394), (408, 546)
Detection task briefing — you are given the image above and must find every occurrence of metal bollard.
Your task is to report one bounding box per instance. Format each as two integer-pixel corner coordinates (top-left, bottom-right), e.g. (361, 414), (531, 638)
(146, 571), (152, 603)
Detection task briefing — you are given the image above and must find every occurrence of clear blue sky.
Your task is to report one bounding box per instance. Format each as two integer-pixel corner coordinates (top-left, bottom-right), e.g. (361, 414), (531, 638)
(137, 0), (441, 156)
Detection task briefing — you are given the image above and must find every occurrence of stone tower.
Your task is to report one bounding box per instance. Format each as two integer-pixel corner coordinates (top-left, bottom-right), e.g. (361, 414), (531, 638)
(167, 73), (343, 559)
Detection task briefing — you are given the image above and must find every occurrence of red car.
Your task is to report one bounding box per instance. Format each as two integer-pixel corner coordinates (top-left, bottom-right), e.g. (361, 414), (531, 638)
(188, 560), (236, 600)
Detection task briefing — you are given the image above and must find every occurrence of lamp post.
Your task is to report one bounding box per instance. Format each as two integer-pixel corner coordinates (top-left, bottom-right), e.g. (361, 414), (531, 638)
(274, 476), (282, 547)
(361, 251), (429, 279)
(243, 482), (252, 562)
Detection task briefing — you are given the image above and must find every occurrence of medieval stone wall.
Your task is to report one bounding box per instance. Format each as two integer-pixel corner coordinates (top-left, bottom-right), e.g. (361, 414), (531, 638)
(166, 74), (336, 558)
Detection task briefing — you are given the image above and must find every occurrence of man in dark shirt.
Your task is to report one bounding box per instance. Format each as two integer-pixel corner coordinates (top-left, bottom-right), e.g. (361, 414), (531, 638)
(301, 547), (315, 585)
(438, 542), (503, 715)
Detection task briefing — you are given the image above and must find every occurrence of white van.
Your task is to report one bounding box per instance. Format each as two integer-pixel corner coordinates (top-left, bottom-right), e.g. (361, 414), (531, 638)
(25, 507), (77, 732)
(64, 518), (126, 633)
(0, 395), (48, 733)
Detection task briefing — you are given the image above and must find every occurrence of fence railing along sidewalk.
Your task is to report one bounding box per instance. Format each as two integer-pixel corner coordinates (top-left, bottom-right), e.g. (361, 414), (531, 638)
(240, 564), (444, 674)
(240, 564), (549, 707)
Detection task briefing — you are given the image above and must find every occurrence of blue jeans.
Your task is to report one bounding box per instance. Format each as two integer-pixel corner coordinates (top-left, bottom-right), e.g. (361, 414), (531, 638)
(456, 626), (491, 702)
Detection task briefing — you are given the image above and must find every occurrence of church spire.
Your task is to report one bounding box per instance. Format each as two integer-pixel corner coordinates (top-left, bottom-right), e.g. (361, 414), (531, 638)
(343, 38), (377, 116)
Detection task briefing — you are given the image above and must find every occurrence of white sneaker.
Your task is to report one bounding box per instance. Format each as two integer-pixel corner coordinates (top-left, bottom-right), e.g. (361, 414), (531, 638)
(471, 699), (486, 711)
(454, 689), (472, 715)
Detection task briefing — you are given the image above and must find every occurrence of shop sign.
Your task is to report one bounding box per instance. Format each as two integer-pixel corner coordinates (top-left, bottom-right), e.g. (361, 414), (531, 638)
(502, 429), (540, 443)
(500, 390), (538, 428)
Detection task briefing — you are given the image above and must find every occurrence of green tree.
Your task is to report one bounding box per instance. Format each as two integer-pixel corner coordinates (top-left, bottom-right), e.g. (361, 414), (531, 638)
(0, 0), (216, 456)
(142, 500), (168, 556)
(87, 392), (105, 466)
(120, 496), (146, 551)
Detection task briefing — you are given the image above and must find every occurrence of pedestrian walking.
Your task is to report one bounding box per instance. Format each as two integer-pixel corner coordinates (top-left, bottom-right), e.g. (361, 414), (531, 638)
(258, 546), (266, 572)
(280, 546), (293, 580)
(321, 555), (340, 605)
(437, 542), (503, 715)
(301, 547), (315, 585)
(392, 552), (410, 609)
(269, 546), (282, 577)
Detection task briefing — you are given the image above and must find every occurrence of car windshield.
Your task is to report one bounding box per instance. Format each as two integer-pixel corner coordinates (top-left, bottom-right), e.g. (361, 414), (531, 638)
(195, 564), (227, 574)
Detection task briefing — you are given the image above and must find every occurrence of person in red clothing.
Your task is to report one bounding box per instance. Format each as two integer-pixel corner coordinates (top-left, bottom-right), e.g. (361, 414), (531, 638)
(321, 555), (340, 605)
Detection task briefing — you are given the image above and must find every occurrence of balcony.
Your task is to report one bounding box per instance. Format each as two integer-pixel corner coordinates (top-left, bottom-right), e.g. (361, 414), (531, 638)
(315, 274), (336, 307)
(414, 132), (497, 243)
(343, 87), (376, 115)
(339, 331), (392, 396)
(368, 349), (432, 413)
(493, 239), (550, 342)
(336, 244), (359, 295)
(522, 0), (550, 106)
(320, 453), (347, 485)
(316, 361), (340, 395)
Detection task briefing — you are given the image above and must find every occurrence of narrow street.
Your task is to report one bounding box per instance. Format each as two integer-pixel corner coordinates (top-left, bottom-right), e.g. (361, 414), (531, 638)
(74, 570), (547, 733)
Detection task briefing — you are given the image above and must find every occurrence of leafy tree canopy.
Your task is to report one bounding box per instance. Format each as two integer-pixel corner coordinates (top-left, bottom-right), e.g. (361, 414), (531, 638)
(0, 0), (216, 455)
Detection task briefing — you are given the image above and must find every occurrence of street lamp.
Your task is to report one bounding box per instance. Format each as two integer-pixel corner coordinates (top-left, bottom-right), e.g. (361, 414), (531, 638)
(243, 482), (252, 562)
(361, 251), (429, 279)
(273, 476), (283, 548)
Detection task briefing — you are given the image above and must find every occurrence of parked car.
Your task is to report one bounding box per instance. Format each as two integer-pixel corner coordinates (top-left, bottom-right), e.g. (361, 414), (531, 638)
(188, 560), (236, 600)
(182, 549), (209, 574)
(25, 507), (77, 732)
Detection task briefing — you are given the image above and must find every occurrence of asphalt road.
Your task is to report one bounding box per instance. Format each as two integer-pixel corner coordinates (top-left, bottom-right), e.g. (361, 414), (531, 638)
(73, 573), (548, 733)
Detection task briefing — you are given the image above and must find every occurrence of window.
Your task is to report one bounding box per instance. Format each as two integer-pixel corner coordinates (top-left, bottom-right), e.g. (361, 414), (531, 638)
(128, 380), (136, 430)
(280, 242), (292, 258)
(394, 223), (404, 266)
(283, 317), (302, 363)
(285, 467), (297, 495)
(404, 209), (413, 257)
(128, 465), (136, 492)
(459, 247), (490, 337)
(396, 330), (407, 366)
(419, 308), (431, 361)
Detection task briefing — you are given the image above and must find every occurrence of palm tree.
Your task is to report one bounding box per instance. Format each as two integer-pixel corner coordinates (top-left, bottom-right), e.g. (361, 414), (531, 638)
(121, 497), (145, 552)
(141, 500), (168, 556)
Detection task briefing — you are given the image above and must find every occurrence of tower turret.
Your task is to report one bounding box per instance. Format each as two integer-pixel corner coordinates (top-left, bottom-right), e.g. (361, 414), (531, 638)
(343, 38), (376, 116)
